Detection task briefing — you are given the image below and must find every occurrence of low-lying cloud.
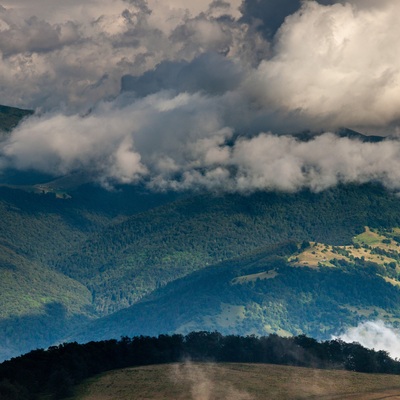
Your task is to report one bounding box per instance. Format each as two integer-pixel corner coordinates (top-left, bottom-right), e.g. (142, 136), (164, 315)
(3, 90), (400, 193)
(336, 320), (400, 360)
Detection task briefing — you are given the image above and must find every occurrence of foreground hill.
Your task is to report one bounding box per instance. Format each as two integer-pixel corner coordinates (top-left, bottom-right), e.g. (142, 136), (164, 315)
(1, 331), (399, 399)
(70, 363), (400, 400)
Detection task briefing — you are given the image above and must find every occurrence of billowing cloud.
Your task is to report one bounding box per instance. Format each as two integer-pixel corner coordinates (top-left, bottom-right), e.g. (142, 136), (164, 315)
(336, 320), (400, 360)
(3, 88), (400, 193)
(0, 0), (252, 110)
(247, 0), (400, 131)
(2, 1), (400, 192)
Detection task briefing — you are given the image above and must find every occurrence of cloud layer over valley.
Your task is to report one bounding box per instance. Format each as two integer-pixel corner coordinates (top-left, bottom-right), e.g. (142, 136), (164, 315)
(1, 0), (400, 192)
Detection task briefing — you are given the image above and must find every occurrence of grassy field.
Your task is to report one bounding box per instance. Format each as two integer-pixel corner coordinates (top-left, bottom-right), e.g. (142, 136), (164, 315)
(68, 362), (400, 400)
(288, 226), (400, 274)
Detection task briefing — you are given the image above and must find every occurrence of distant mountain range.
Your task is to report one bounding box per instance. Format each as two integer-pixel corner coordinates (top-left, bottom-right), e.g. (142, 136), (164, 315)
(0, 105), (399, 361)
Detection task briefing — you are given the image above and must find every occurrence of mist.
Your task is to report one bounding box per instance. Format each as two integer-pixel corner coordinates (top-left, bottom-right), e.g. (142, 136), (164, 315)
(336, 320), (400, 360)
(171, 361), (253, 400)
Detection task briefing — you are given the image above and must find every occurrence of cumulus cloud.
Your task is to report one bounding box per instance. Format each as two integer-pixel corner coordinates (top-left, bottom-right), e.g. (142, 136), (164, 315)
(248, 0), (400, 131)
(2, 1), (400, 192)
(0, 0), (253, 110)
(336, 320), (400, 360)
(0, 15), (79, 56)
(3, 87), (400, 193)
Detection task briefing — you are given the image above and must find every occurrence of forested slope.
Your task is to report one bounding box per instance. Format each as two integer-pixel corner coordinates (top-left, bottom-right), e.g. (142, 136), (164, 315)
(59, 184), (400, 315)
(0, 184), (182, 361)
(0, 188), (107, 361)
(69, 237), (400, 343)
(0, 244), (94, 361)
(3, 178), (400, 359)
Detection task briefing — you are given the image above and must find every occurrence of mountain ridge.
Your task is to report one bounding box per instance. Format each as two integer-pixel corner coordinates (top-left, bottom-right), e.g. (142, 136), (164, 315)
(0, 105), (33, 134)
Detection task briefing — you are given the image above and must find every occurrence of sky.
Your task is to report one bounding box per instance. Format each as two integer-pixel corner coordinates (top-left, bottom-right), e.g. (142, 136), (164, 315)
(1, 0), (400, 192)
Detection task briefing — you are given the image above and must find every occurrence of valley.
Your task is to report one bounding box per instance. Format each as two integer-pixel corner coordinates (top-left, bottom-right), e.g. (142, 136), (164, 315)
(2, 105), (400, 362)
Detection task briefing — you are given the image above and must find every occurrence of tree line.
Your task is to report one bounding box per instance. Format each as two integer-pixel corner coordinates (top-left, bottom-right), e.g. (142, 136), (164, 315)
(0, 331), (399, 400)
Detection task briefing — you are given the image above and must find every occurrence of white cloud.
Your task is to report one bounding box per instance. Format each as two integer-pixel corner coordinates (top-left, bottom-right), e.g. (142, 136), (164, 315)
(0, 0), (251, 110)
(247, 1), (400, 130)
(3, 88), (400, 193)
(336, 320), (400, 360)
(2, 1), (400, 192)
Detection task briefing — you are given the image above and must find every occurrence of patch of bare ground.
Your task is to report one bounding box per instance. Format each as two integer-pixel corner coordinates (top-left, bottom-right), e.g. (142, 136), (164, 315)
(69, 363), (400, 400)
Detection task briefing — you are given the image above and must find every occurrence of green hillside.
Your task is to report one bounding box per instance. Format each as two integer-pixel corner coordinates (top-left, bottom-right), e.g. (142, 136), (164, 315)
(0, 187), (107, 361)
(0, 245), (94, 361)
(0, 184), (183, 360)
(0, 173), (189, 359)
(0, 185), (180, 264)
(69, 229), (400, 343)
(0, 188), (98, 261)
(4, 180), (400, 359)
(59, 184), (400, 315)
